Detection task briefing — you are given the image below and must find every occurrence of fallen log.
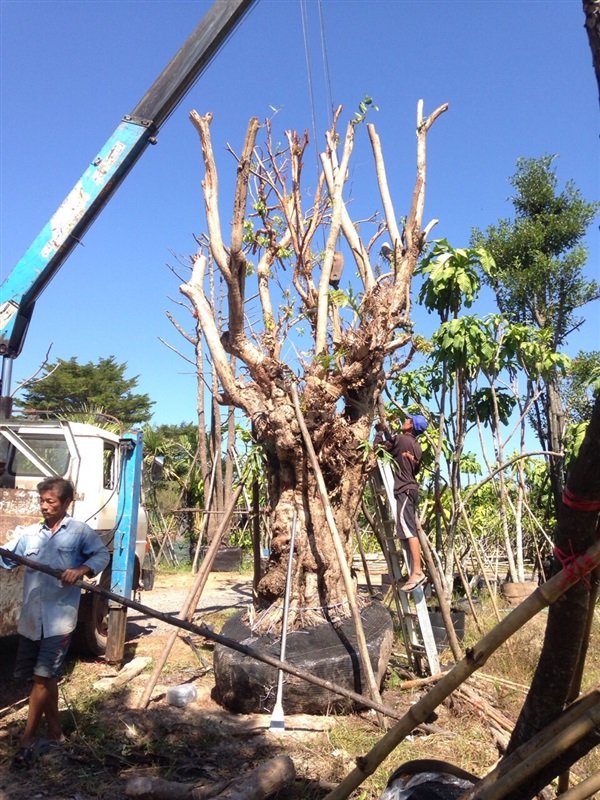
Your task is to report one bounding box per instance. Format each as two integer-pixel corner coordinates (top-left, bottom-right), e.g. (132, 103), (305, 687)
(126, 776), (232, 799)
(93, 657), (153, 691)
(125, 755), (295, 800)
(211, 755), (295, 799)
(458, 689), (600, 800)
(454, 685), (514, 734)
(398, 671), (445, 691)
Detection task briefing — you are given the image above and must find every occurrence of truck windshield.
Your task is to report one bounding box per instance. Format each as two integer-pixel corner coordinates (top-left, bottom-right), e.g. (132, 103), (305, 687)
(7, 435), (70, 477)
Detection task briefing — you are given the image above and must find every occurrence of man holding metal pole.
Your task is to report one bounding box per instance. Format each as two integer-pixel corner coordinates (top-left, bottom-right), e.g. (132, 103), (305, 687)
(0, 478), (109, 769)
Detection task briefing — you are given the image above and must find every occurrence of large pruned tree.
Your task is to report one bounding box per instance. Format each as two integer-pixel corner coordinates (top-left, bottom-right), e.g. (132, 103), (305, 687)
(178, 102), (447, 628)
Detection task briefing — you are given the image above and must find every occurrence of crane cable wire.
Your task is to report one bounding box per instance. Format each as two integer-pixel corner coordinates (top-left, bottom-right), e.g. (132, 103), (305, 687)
(300, 0), (320, 179)
(300, 0), (336, 249)
(317, 0), (334, 130)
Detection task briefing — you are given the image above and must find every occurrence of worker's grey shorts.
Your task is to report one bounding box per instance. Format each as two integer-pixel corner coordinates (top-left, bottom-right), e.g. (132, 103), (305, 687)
(14, 633), (72, 680)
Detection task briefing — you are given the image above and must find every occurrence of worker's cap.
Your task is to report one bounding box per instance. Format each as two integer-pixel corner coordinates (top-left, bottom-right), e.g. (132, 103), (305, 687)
(408, 414), (429, 433)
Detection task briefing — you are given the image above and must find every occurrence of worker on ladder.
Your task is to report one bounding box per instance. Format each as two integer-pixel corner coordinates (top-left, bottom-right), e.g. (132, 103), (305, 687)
(374, 414), (429, 592)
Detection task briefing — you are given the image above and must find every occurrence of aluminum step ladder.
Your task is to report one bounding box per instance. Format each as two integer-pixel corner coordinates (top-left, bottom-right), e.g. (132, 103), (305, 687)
(370, 462), (440, 675)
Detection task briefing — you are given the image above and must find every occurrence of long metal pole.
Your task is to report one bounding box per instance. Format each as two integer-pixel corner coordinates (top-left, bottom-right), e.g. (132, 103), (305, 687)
(0, 546), (414, 722)
(269, 508), (297, 731)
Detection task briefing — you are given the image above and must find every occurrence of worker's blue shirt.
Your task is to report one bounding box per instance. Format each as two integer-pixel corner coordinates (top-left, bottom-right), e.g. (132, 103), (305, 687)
(0, 515), (109, 640)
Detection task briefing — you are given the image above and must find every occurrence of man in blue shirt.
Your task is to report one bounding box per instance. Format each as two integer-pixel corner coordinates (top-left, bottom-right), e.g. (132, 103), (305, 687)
(0, 477), (109, 769)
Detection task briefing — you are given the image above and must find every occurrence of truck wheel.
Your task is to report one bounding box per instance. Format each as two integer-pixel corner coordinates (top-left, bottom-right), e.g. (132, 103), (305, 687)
(73, 570), (110, 656)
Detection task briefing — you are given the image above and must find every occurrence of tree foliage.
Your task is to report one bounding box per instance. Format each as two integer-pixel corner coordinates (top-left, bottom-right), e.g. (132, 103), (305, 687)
(471, 155), (599, 348)
(471, 156), (599, 502)
(563, 349), (600, 423)
(15, 355), (154, 426)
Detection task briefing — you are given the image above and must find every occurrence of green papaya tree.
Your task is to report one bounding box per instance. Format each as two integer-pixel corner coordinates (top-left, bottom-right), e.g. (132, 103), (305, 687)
(392, 242), (571, 592)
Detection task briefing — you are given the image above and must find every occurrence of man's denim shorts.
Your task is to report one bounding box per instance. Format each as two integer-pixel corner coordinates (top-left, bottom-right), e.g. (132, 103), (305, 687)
(14, 633), (72, 680)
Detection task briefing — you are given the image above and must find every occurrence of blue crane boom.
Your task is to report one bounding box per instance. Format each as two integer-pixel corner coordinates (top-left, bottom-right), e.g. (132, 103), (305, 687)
(0, 0), (255, 412)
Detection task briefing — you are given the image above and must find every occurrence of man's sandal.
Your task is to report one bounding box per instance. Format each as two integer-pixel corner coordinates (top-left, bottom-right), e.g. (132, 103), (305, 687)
(11, 746), (35, 770)
(400, 575), (427, 593)
(37, 737), (66, 755)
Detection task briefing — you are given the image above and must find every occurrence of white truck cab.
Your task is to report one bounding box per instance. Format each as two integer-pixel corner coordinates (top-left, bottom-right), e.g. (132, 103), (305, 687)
(0, 419), (153, 654)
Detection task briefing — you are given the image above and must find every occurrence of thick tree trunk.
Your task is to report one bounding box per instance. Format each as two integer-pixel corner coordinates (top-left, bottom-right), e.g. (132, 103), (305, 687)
(255, 406), (370, 626)
(504, 394), (600, 797)
(545, 374), (567, 505)
(583, 0), (600, 106)
(181, 104), (448, 629)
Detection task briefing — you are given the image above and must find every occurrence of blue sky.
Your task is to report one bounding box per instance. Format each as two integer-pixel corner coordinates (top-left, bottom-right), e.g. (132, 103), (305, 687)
(1, 0), (598, 426)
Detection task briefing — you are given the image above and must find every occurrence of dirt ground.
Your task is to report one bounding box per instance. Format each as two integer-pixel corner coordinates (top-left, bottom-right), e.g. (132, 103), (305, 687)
(0, 571), (598, 800)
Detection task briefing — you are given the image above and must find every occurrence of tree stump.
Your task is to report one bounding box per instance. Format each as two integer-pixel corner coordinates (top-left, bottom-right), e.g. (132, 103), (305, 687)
(500, 580), (538, 608)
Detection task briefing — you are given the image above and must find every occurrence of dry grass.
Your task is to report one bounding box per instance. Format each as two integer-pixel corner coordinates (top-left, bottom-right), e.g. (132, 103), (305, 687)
(0, 585), (598, 799)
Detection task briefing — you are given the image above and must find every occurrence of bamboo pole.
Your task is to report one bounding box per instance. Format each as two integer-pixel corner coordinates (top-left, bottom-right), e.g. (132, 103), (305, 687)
(251, 478), (261, 600)
(453, 545), (484, 635)
(472, 673), (530, 693)
(322, 538), (600, 800)
(557, 568), (600, 793)
(556, 771), (600, 800)
(460, 506), (502, 623)
(137, 485), (243, 709)
(472, 701), (600, 800)
(290, 383), (386, 727)
(0, 548), (411, 723)
(354, 522), (376, 597)
(415, 518), (462, 660)
(458, 690), (600, 800)
(191, 455), (219, 573)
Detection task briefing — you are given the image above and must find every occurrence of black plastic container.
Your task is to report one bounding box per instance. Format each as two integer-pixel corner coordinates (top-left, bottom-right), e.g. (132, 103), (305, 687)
(428, 608), (466, 653)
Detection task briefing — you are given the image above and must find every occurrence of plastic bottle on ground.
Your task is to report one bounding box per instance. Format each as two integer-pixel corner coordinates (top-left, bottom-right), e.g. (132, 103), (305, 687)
(166, 684), (197, 706)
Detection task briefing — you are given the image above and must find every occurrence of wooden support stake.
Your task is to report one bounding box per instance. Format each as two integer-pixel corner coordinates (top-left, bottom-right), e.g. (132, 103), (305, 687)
(137, 484), (243, 709)
(460, 506), (502, 623)
(354, 521), (376, 596)
(453, 545), (484, 635)
(290, 384), (386, 728)
(415, 518), (462, 661)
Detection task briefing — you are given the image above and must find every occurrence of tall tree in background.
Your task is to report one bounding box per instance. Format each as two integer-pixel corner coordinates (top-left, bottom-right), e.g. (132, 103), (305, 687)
(471, 156), (599, 504)
(15, 355), (154, 426)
